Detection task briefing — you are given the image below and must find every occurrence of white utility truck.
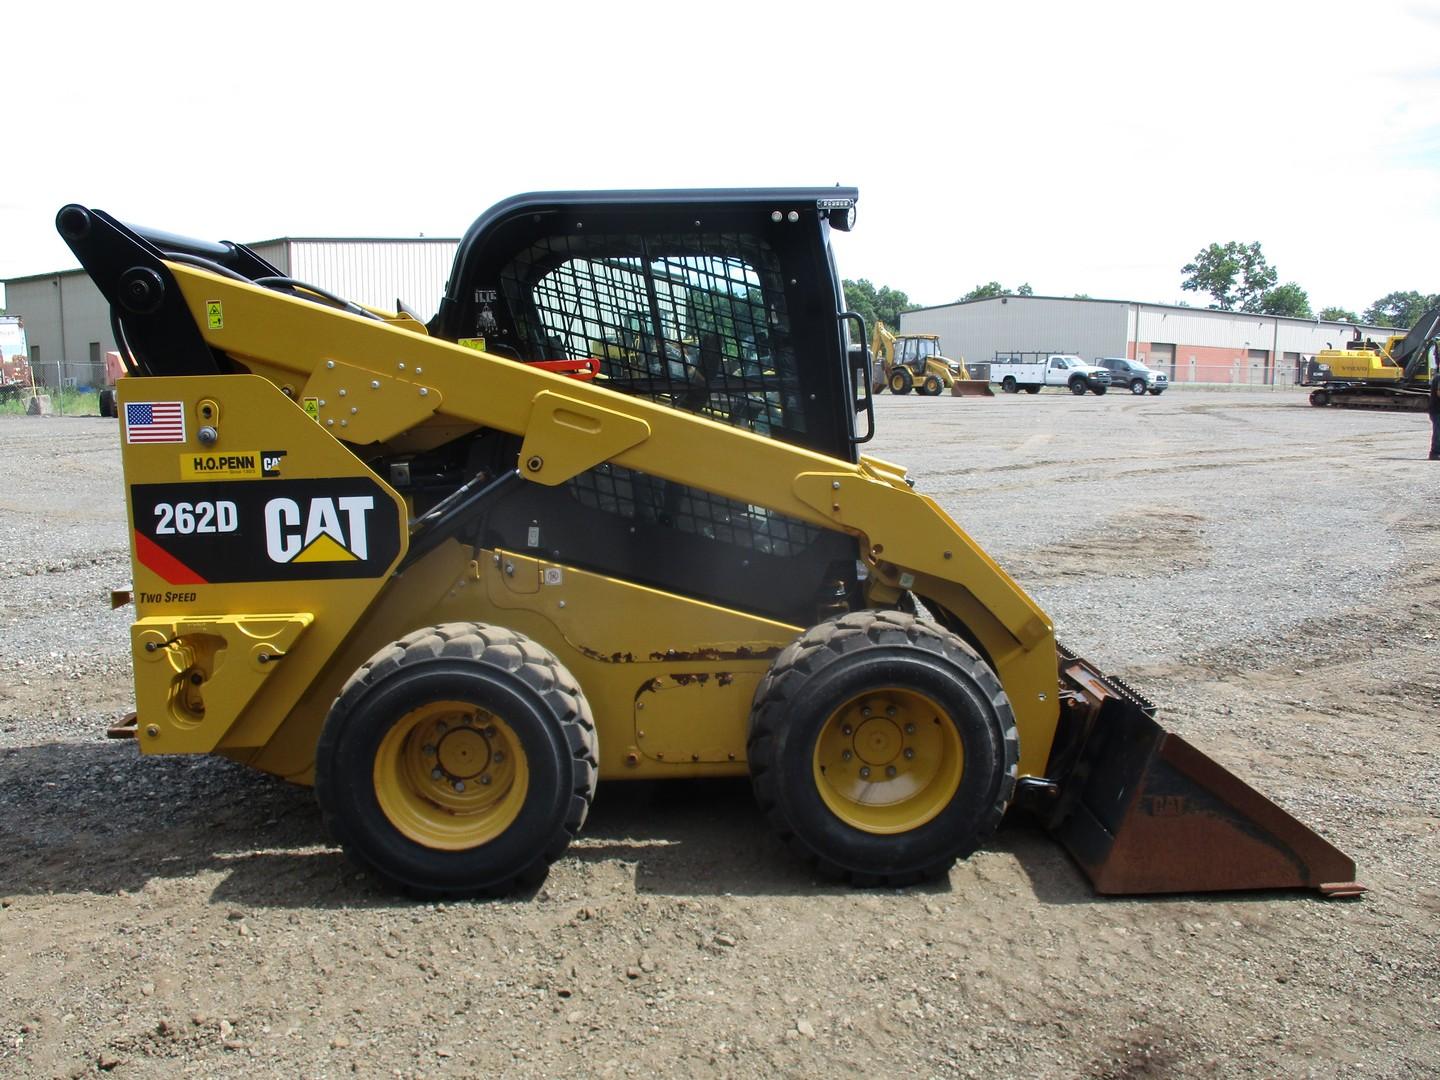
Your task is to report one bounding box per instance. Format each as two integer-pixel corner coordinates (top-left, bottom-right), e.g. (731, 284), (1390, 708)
(990, 353), (1112, 395)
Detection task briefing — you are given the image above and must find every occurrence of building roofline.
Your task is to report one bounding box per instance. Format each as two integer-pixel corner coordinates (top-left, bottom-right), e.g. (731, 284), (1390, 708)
(3, 236), (462, 286)
(247, 236), (461, 247)
(904, 293), (1399, 332)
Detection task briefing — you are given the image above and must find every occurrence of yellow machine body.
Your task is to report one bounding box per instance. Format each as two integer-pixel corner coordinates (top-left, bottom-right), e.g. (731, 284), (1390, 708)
(68, 190), (1356, 898)
(1315, 335), (1409, 383)
(118, 279), (1059, 785)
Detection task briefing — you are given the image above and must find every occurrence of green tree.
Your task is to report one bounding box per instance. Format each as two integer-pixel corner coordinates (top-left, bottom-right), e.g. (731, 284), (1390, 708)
(1017, 283), (1034, 296)
(1317, 306), (1359, 323)
(842, 279), (916, 331)
(1362, 290), (1437, 328)
(959, 281), (1006, 302)
(1260, 282), (1312, 318)
(1180, 242), (1277, 312)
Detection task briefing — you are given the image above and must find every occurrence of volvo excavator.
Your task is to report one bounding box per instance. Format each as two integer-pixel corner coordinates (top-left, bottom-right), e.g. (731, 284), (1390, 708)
(869, 321), (993, 397)
(58, 189), (1358, 898)
(1307, 307), (1439, 410)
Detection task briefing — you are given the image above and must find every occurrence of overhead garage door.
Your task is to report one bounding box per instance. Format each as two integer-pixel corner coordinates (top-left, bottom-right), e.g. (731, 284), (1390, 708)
(1149, 342), (1175, 379)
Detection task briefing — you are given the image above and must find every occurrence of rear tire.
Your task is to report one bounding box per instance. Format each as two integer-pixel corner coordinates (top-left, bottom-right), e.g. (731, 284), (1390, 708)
(1024, 385), (1040, 394)
(98, 389), (116, 417)
(888, 368), (914, 395)
(1149, 388), (1164, 396)
(1092, 385), (1108, 395)
(747, 611), (1018, 886)
(315, 622), (597, 898)
(1002, 376), (1018, 394)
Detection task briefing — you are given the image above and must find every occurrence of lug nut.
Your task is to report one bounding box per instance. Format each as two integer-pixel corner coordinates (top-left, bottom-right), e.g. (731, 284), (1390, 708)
(453, 781), (465, 793)
(841, 724), (853, 736)
(886, 706), (896, 717)
(494, 751), (505, 764)
(904, 722), (915, 735)
(861, 707), (871, 718)
(423, 743), (437, 755)
(904, 748), (915, 760)
(859, 766), (871, 780)
(436, 720), (448, 732)
(431, 768), (443, 780)
(886, 765), (897, 778)
(484, 726), (497, 738)
(480, 774), (492, 786)
(841, 750), (852, 762)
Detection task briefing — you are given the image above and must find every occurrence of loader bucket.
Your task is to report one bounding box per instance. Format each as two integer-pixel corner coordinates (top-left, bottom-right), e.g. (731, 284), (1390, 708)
(950, 379), (995, 397)
(1050, 698), (1362, 896)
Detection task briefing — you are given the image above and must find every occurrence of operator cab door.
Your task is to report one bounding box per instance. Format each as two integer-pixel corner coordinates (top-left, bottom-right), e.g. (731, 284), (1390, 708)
(898, 338), (922, 374)
(425, 189), (865, 626)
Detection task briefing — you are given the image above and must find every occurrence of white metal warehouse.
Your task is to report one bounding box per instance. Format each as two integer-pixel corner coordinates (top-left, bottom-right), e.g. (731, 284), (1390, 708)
(3, 237), (458, 389)
(899, 296), (1400, 387)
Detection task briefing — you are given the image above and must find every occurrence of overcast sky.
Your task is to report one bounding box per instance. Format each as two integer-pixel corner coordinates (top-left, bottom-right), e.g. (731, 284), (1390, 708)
(3, 0), (1436, 316)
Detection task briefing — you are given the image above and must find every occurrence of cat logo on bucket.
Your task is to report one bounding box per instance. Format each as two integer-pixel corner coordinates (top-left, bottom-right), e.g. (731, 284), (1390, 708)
(265, 496), (374, 564)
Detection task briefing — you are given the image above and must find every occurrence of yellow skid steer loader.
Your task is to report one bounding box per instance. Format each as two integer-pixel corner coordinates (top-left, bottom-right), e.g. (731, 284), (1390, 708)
(58, 190), (1360, 898)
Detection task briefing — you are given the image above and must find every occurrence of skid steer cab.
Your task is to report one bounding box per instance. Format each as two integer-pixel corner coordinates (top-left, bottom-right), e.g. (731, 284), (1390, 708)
(59, 191), (1361, 900)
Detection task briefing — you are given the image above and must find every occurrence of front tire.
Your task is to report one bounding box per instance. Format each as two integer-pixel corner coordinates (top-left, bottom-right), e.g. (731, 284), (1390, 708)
(316, 623), (598, 898)
(1130, 379), (1146, 395)
(921, 374), (944, 396)
(1069, 378), (1087, 396)
(747, 611), (1018, 886)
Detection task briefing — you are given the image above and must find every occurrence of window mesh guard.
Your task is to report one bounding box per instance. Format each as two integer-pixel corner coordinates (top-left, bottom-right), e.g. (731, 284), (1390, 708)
(501, 231), (822, 559)
(503, 232), (805, 440)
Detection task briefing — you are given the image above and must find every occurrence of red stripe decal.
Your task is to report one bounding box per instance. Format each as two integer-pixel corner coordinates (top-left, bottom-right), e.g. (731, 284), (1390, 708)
(134, 531), (209, 586)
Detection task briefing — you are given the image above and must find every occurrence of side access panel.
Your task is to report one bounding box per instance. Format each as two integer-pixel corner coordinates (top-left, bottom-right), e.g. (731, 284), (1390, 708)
(117, 375), (409, 754)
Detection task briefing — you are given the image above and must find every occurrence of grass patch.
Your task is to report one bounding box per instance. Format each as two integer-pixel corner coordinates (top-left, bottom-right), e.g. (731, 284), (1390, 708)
(0, 387), (102, 416)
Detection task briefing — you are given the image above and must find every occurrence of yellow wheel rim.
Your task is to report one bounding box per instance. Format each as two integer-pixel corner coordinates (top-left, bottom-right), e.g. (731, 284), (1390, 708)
(374, 700), (529, 850)
(812, 689), (964, 835)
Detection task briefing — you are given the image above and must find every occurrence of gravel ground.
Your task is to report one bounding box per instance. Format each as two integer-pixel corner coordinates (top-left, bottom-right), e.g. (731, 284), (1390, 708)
(1, 389), (1437, 1078)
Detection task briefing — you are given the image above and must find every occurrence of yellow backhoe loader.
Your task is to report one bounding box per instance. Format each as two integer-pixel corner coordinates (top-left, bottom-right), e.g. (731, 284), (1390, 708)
(60, 189), (1357, 899)
(870, 322), (993, 397)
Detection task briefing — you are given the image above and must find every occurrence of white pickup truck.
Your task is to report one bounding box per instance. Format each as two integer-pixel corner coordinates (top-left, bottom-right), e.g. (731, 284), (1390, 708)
(990, 353), (1112, 396)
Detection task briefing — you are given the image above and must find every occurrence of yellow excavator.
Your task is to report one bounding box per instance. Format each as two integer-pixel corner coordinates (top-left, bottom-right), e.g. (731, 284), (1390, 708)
(1307, 308), (1439, 410)
(870, 322), (993, 397)
(59, 189), (1356, 899)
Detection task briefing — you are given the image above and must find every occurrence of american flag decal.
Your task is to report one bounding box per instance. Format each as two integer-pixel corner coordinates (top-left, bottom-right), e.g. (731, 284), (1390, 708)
(124, 401), (186, 444)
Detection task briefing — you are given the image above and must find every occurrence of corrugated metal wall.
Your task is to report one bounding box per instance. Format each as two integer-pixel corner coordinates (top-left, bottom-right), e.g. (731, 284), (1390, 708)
(1135, 306), (1392, 355)
(900, 297), (1130, 369)
(2, 238), (458, 386)
(5, 273), (116, 388)
(902, 297), (1403, 386)
(287, 240), (458, 321)
(250, 241), (289, 276)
